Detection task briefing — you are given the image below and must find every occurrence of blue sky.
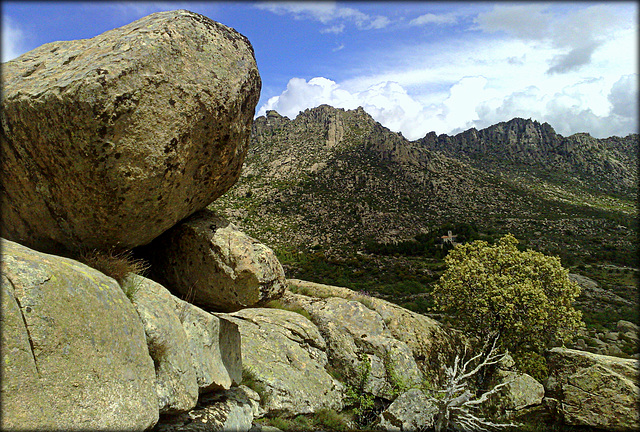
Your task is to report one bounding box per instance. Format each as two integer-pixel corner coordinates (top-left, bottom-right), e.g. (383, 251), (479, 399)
(2, 1), (637, 139)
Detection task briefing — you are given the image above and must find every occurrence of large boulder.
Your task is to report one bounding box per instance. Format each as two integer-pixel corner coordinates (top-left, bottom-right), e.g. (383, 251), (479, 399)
(142, 210), (286, 312)
(545, 347), (640, 431)
(1, 9), (261, 254)
(225, 308), (344, 417)
(286, 279), (460, 381)
(0, 239), (158, 430)
(282, 292), (422, 399)
(123, 275), (242, 414)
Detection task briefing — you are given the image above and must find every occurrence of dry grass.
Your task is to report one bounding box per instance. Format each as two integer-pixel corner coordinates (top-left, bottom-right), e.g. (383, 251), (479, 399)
(78, 248), (149, 284)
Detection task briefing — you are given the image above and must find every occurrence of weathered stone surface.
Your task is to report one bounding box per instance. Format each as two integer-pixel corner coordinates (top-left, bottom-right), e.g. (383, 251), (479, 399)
(127, 276), (199, 414)
(283, 292), (422, 399)
(143, 210), (286, 312)
(124, 275), (242, 414)
(617, 319), (639, 334)
(286, 279), (459, 381)
(225, 308), (344, 417)
(179, 303), (242, 392)
(377, 389), (437, 431)
(1, 9), (261, 253)
(569, 273), (634, 306)
(154, 386), (259, 432)
(0, 239), (158, 430)
(491, 370), (545, 412)
(545, 347), (640, 431)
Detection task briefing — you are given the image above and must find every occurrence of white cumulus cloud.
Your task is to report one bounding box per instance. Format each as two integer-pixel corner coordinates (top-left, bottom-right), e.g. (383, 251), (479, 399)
(475, 3), (631, 74)
(257, 76), (502, 139)
(409, 12), (457, 26)
(255, 1), (390, 31)
(2, 15), (27, 62)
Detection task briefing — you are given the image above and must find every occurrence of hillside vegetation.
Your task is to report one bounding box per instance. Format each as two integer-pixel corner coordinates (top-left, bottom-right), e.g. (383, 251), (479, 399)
(212, 105), (638, 331)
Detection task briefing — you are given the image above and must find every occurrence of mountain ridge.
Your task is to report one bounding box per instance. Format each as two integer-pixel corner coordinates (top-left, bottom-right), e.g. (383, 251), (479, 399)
(212, 104), (637, 270)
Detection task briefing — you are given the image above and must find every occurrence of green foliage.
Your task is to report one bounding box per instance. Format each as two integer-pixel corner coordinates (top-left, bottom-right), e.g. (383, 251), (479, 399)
(344, 355), (375, 426)
(432, 234), (584, 353)
(241, 367), (269, 404)
(364, 222), (484, 258)
(260, 409), (354, 432)
(383, 350), (410, 399)
(314, 408), (351, 432)
(512, 351), (549, 383)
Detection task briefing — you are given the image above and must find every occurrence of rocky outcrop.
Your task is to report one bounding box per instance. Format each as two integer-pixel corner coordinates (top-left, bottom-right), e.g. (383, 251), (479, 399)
(377, 389), (437, 431)
(569, 273), (634, 307)
(142, 210), (286, 312)
(0, 239), (158, 430)
(123, 275), (242, 414)
(418, 118), (637, 196)
(154, 386), (259, 432)
(545, 347), (640, 431)
(282, 292), (423, 399)
(1, 9), (261, 254)
(490, 370), (545, 413)
(286, 279), (459, 376)
(213, 104), (637, 276)
(225, 308), (344, 417)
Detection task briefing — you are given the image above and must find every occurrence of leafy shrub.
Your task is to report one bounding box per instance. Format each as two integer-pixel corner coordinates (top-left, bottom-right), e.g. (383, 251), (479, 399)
(512, 351), (549, 383)
(314, 408), (351, 432)
(241, 367), (269, 404)
(432, 234), (584, 354)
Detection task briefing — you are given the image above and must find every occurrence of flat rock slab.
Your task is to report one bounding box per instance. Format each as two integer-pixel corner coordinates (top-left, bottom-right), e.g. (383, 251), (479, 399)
(1, 9), (260, 253)
(0, 239), (158, 430)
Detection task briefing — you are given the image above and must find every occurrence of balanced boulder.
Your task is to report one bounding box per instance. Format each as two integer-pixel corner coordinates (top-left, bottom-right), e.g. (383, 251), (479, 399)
(0, 239), (158, 430)
(1, 9), (261, 253)
(142, 210), (286, 312)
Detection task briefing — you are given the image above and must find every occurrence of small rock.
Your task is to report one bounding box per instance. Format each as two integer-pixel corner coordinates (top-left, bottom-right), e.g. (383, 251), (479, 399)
(377, 389), (437, 431)
(606, 332), (619, 342)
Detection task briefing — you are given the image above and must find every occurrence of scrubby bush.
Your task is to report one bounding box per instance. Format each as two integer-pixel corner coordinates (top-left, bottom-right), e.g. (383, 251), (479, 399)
(432, 234), (583, 354)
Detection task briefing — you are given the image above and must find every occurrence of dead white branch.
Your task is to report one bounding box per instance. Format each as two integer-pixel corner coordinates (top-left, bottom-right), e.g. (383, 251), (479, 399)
(426, 335), (520, 432)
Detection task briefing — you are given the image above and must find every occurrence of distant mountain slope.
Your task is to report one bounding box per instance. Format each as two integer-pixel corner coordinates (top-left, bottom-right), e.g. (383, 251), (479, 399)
(417, 117), (637, 199)
(212, 105), (637, 267)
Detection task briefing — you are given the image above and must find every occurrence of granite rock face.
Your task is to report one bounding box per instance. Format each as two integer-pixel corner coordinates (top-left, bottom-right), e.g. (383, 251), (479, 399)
(154, 386), (259, 432)
(143, 210), (286, 312)
(226, 308), (344, 417)
(286, 279), (460, 378)
(377, 389), (437, 431)
(545, 347), (640, 432)
(283, 293), (423, 399)
(123, 275), (242, 414)
(1, 9), (261, 253)
(0, 239), (158, 430)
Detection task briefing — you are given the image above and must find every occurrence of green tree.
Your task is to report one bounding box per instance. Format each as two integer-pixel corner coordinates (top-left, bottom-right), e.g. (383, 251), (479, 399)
(433, 234), (583, 354)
